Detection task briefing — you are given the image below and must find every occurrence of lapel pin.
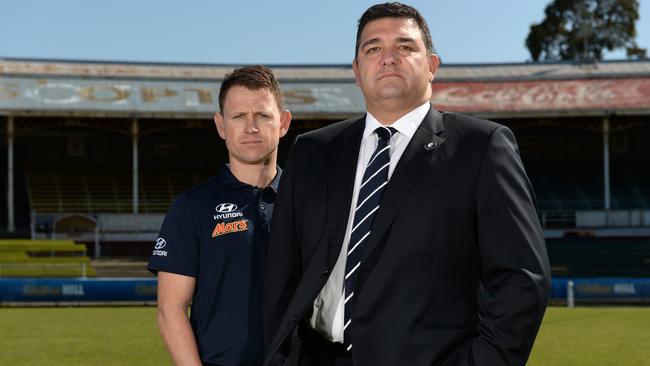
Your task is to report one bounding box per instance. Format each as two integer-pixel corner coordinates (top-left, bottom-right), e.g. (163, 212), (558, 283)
(424, 141), (437, 150)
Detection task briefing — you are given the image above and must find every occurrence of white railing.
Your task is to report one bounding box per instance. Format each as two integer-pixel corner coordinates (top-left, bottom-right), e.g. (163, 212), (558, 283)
(539, 209), (650, 229)
(30, 212), (163, 258)
(576, 210), (650, 228)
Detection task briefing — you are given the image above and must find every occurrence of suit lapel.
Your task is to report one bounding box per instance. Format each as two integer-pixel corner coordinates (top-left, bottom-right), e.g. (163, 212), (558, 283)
(326, 116), (365, 268)
(356, 108), (446, 289)
(266, 118), (365, 360)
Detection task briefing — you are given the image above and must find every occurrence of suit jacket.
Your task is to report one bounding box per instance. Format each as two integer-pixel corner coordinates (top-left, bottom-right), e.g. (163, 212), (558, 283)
(263, 107), (551, 366)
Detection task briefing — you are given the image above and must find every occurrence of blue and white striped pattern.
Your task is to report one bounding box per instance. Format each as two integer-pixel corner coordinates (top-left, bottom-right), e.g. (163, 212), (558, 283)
(343, 126), (396, 351)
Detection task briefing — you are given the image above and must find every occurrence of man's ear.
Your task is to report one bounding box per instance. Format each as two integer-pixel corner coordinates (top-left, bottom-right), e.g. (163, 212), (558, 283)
(279, 110), (292, 137)
(352, 59), (361, 87)
(428, 53), (440, 83)
(214, 112), (226, 139)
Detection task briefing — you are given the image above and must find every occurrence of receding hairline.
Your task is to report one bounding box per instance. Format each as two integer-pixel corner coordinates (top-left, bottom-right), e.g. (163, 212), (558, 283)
(217, 64), (284, 113)
(220, 85), (283, 114)
(357, 18), (432, 55)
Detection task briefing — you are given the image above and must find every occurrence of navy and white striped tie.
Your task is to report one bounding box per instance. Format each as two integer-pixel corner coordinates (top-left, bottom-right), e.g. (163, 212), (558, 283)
(343, 126), (396, 351)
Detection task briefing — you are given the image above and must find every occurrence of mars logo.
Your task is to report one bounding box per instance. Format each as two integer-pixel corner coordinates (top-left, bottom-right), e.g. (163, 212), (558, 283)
(212, 219), (248, 237)
(154, 238), (167, 249)
(216, 203), (238, 213)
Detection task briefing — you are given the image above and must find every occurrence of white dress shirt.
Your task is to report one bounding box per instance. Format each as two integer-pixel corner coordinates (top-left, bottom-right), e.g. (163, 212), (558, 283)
(309, 102), (431, 342)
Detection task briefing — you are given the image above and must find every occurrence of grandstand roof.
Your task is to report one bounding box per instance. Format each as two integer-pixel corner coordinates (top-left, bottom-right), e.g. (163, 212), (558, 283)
(3, 58), (650, 81)
(1, 58), (650, 118)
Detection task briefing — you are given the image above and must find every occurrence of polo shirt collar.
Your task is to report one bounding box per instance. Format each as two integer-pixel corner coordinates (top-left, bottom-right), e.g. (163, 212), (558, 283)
(218, 164), (282, 193)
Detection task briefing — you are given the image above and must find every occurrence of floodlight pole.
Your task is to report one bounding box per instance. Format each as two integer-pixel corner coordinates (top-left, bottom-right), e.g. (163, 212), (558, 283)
(132, 118), (139, 215)
(603, 117), (611, 210)
(7, 116), (15, 232)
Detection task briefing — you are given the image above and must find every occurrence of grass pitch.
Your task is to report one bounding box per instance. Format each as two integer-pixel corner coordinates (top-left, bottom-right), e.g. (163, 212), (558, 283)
(528, 307), (650, 365)
(0, 306), (648, 365)
(0, 307), (170, 366)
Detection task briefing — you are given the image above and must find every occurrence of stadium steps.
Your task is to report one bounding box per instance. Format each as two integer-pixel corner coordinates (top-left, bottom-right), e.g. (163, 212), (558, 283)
(90, 259), (153, 278)
(0, 239), (96, 278)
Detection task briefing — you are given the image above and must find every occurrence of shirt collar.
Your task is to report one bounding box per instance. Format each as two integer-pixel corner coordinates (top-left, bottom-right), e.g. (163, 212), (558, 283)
(268, 167), (282, 193)
(217, 164), (282, 193)
(363, 101), (430, 140)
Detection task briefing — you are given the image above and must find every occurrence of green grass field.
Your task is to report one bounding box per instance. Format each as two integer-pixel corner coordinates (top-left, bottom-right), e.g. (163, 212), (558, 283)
(0, 306), (648, 365)
(0, 307), (170, 366)
(529, 307), (650, 365)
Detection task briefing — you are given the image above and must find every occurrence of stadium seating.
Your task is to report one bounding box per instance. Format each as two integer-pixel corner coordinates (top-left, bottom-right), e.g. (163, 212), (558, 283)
(22, 163), (649, 215)
(0, 239), (96, 277)
(25, 169), (211, 214)
(547, 238), (650, 277)
(528, 162), (650, 211)
(611, 161), (650, 209)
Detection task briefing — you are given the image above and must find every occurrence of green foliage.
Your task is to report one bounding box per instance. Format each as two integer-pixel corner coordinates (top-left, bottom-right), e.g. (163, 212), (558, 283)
(526, 0), (647, 61)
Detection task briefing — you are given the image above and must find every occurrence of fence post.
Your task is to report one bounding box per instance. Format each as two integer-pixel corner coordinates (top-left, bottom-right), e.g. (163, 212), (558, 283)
(94, 220), (101, 259)
(567, 280), (575, 307)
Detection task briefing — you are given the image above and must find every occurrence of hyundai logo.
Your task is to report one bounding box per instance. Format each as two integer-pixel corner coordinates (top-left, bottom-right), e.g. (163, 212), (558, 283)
(215, 203), (238, 213)
(155, 238), (167, 249)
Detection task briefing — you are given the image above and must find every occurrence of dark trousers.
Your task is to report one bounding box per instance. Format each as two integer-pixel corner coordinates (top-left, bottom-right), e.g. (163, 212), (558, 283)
(298, 323), (353, 366)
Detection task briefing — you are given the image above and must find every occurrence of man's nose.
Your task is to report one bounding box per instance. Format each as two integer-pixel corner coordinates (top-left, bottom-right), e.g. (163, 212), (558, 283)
(244, 117), (260, 133)
(381, 47), (400, 66)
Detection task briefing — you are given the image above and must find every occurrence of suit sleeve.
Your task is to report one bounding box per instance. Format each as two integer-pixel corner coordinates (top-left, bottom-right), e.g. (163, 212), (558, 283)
(263, 135), (303, 354)
(444, 126), (551, 366)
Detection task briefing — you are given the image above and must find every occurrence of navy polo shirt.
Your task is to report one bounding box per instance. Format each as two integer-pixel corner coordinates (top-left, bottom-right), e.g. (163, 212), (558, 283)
(148, 165), (280, 366)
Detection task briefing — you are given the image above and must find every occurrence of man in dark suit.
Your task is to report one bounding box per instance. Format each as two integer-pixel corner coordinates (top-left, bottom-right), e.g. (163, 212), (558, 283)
(264, 3), (551, 366)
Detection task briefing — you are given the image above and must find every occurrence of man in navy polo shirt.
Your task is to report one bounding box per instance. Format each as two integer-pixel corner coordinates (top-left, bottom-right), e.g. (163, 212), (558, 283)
(148, 65), (291, 366)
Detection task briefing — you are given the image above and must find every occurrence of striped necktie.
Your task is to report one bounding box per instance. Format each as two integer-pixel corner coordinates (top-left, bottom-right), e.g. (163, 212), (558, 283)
(343, 126), (396, 351)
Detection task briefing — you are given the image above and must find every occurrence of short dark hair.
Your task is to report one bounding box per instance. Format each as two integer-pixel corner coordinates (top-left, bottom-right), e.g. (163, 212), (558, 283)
(355, 2), (434, 59)
(218, 65), (284, 113)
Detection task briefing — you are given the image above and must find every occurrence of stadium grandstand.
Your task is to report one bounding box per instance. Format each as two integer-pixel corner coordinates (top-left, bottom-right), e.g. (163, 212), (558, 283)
(1, 58), (649, 278)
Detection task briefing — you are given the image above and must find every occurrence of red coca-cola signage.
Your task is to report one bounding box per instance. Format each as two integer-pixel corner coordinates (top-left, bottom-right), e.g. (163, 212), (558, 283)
(431, 78), (650, 113)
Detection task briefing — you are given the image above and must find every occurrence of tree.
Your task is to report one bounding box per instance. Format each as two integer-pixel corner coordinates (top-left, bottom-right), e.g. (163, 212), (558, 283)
(526, 0), (647, 61)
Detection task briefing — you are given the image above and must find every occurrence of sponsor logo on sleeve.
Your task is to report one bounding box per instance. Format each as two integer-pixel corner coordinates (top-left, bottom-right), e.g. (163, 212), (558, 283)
(154, 237), (166, 249)
(152, 237), (168, 257)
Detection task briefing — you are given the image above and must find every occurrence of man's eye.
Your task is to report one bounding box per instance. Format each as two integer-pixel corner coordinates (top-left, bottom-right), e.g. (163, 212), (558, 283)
(366, 47), (380, 54)
(399, 45), (413, 51)
(232, 114), (245, 119)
